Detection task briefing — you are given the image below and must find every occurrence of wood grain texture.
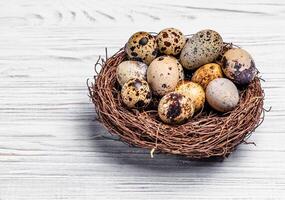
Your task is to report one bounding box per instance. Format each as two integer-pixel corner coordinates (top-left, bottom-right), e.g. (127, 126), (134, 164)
(0, 0), (285, 199)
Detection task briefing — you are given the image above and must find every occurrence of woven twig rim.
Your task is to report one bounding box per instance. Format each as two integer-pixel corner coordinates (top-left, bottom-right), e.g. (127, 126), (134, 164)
(88, 44), (265, 159)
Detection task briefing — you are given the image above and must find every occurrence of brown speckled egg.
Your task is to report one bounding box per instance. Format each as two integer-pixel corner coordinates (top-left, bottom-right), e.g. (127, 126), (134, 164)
(158, 92), (194, 124)
(116, 61), (148, 86)
(206, 78), (239, 112)
(191, 63), (223, 90)
(147, 56), (182, 96)
(175, 81), (205, 112)
(125, 31), (158, 65)
(121, 78), (152, 109)
(221, 48), (257, 85)
(180, 29), (223, 70)
(178, 62), (185, 81)
(156, 28), (186, 56)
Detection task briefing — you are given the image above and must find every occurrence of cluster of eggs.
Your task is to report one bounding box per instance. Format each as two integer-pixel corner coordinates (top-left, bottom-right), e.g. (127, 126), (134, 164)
(116, 28), (257, 124)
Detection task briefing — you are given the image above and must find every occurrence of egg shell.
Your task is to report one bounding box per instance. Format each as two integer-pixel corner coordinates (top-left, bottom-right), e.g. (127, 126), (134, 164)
(206, 78), (239, 112)
(156, 28), (186, 56)
(180, 29), (223, 70)
(221, 48), (257, 85)
(125, 32), (158, 65)
(116, 61), (148, 86)
(121, 78), (152, 109)
(191, 63), (223, 90)
(158, 92), (194, 124)
(175, 81), (205, 112)
(178, 62), (185, 81)
(147, 56), (182, 96)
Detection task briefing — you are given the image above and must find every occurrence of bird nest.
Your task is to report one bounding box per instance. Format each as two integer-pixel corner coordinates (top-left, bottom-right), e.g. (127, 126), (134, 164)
(88, 44), (265, 159)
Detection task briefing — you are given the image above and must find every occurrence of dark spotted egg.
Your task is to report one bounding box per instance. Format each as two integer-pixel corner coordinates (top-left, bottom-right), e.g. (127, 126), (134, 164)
(221, 48), (257, 85)
(121, 78), (152, 109)
(191, 63), (223, 90)
(156, 28), (186, 56)
(147, 56), (183, 96)
(125, 32), (158, 65)
(180, 29), (223, 70)
(158, 92), (194, 124)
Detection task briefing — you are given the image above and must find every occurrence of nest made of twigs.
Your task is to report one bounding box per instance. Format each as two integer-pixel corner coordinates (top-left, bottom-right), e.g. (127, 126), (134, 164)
(88, 43), (265, 159)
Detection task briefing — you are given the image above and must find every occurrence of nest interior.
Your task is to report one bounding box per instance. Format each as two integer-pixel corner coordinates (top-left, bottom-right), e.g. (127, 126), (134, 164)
(88, 44), (265, 159)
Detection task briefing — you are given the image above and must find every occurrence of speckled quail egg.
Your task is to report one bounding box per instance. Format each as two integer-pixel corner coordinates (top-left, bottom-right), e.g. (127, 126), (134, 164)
(221, 48), (257, 85)
(206, 78), (239, 112)
(178, 63), (185, 81)
(156, 28), (186, 56)
(121, 78), (152, 109)
(191, 63), (223, 90)
(147, 56), (182, 96)
(175, 81), (205, 112)
(125, 31), (158, 65)
(180, 29), (223, 70)
(116, 61), (148, 86)
(158, 92), (194, 124)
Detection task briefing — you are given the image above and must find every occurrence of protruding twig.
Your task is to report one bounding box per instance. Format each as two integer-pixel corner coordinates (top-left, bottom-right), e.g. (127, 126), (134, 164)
(264, 106), (272, 112)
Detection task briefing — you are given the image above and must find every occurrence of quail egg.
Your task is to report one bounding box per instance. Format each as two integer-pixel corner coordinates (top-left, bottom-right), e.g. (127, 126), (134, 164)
(158, 92), (194, 124)
(180, 29), (223, 70)
(178, 63), (185, 81)
(147, 56), (182, 96)
(206, 78), (239, 112)
(125, 31), (158, 65)
(191, 63), (223, 90)
(221, 48), (257, 85)
(175, 81), (205, 112)
(121, 78), (152, 109)
(156, 28), (186, 56)
(116, 61), (148, 86)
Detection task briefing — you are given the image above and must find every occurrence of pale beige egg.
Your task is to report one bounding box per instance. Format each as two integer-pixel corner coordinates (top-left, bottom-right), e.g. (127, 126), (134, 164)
(147, 56), (182, 96)
(206, 78), (239, 112)
(116, 61), (148, 86)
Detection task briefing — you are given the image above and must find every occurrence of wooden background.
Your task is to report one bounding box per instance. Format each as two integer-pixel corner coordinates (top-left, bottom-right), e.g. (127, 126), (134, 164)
(0, 0), (285, 199)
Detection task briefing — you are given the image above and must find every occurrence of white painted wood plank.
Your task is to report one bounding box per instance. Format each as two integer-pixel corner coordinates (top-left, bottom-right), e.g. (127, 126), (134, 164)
(0, 0), (285, 199)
